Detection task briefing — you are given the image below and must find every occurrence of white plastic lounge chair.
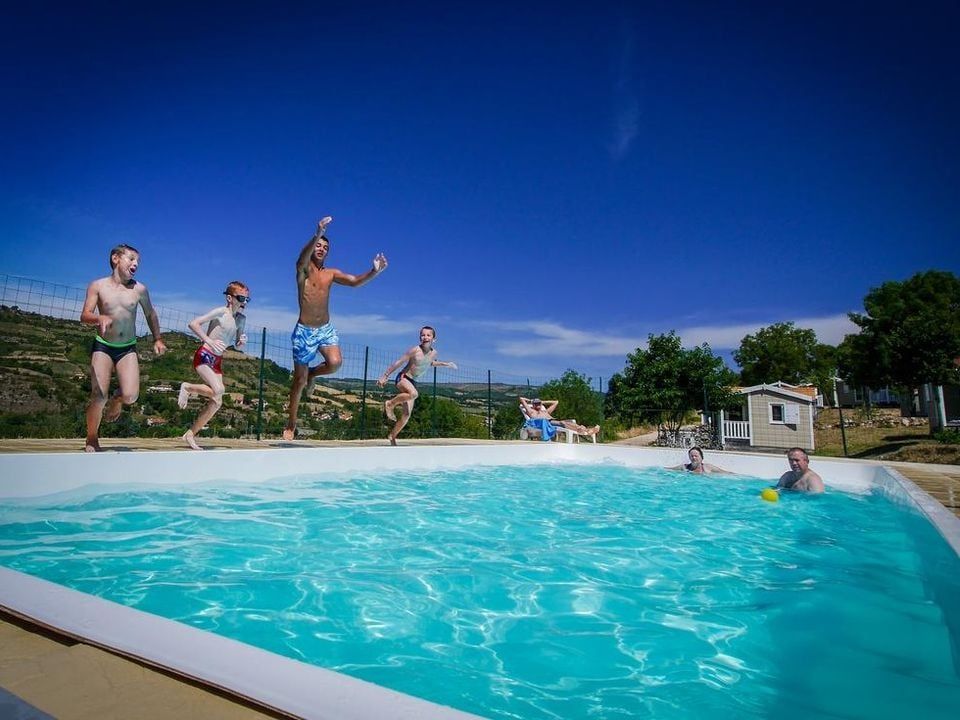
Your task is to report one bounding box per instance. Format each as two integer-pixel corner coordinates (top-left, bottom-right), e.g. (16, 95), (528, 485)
(519, 404), (597, 444)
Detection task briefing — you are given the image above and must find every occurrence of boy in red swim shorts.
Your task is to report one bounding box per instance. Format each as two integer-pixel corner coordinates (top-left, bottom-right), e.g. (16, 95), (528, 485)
(177, 281), (249, 450)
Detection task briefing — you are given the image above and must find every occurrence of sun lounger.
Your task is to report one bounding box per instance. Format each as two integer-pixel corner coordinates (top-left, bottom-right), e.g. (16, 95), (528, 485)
(519, 405), (597, 443)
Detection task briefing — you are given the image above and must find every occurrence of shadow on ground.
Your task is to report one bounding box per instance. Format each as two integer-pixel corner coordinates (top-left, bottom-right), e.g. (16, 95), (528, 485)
(851, 434), (924, 459)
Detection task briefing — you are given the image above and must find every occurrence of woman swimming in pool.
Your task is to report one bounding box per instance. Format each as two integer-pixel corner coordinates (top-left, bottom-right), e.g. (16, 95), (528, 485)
(669, 446), (733, 475)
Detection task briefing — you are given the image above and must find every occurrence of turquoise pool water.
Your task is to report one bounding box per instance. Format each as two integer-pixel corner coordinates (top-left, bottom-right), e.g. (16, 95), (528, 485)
(1, 463), (959, 719)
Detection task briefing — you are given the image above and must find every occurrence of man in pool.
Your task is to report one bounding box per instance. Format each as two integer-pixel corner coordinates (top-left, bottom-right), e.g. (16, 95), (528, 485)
(519, 396), (600, 439)
(377, 325), (457, 446)
(283, 216), (388, 440)
(80, 243), (167, 452)
(776, 447), (825, 493)
(669, 447), (732, 475)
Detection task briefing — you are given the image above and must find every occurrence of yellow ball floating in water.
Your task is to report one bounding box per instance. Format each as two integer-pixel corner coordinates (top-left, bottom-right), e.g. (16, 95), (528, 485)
(760, 488), (780, 503)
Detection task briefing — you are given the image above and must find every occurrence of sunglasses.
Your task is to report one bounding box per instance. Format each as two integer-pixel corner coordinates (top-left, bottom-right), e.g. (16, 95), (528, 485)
(231, 294), (250, 303)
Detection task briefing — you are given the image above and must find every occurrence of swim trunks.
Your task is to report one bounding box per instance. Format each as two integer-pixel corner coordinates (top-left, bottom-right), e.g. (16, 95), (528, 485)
(193, 346), (223, 375)
(91, 335), (137, 364)
(291, 322), (340, 367)
(395, 372), (418, 388)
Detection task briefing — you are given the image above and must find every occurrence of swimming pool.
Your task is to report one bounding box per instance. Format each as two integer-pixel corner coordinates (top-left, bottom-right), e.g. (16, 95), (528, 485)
(1, 445), (959, 719)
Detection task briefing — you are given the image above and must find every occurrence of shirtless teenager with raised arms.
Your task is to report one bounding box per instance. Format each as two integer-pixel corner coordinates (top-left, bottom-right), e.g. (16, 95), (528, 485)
(283, 216), (388, 440)
(80, 243), (166, 452)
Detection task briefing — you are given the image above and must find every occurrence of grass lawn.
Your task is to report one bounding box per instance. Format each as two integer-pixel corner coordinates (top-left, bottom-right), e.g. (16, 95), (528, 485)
(815, 408), (960, 464)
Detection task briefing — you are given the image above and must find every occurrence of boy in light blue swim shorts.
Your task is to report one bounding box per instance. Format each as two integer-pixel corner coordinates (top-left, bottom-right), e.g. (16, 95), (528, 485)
(283, 216), (388, 440)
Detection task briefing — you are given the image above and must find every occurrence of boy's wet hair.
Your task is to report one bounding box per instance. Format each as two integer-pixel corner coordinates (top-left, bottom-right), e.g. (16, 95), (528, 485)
(109, 243), (139, 269)
(224, 280), (249, 296)
(421, 325), (436, 337)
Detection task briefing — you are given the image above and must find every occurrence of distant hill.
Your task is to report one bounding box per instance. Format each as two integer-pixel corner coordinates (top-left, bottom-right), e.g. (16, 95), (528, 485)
(0, 306), (531, 440)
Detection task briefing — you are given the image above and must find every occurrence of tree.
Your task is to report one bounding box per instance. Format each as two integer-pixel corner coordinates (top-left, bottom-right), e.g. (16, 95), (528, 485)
(605, 332), (738, 437)
(734, 322), (835, 393)
(538, 370), (603, 428)
(842, 270), (960, 389)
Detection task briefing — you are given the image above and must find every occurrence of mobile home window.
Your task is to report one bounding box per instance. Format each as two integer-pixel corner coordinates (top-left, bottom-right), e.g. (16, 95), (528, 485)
(769, 403), (785, 424)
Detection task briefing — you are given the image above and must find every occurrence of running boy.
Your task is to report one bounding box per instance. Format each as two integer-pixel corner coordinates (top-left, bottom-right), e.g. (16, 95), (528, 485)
(80, 243), (167, 452)
(377, 326), (457, 445)
(177, 281), (250, 450)
(283, 216), (388, 440)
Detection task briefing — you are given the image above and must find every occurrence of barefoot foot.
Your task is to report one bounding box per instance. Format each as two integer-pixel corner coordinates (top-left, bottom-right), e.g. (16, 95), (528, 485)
(282, 427), (295, 441)
(84, 438), (101, 453)
(384, 400), (396, 420)
(104, 396), (123, 423)
(183, 430), (201, 451)
(389, 434), (398, 446)
(177, 383), (190, 409)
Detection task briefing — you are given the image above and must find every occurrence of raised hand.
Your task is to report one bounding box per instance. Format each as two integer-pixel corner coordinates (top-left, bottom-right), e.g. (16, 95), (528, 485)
(317, 216), (333, 234)
(372, 253), (388, 273)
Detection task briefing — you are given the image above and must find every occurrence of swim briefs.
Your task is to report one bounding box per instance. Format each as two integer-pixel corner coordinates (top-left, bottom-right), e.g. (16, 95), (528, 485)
(91, 335), (137, 364)
(395, 372), (418, 388)
(291, 321), (340, 367)
(193, 346), (223, 375)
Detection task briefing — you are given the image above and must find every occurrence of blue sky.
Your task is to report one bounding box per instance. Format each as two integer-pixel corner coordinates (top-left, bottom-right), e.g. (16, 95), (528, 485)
(1, 1), (958, 382)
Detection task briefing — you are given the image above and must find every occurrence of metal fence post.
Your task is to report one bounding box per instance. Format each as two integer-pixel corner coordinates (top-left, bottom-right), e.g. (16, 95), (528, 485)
(256, 327), (266, 440)
(487, 370), (492, 439)
(431, 366), (438, 438)
(360, 346), (369, 440)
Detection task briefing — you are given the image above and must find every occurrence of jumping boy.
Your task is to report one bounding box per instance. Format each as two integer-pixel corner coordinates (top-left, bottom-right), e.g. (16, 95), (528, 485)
(377, 326), (457, 445)
(177, 281), (250, 450)
(283, 216), (388, 440)
(80, 243), (167, 452)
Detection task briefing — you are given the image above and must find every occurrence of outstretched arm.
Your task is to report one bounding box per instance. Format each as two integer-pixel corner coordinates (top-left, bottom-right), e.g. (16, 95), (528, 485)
(80, 281), (111, 336)
(139, 287), (166, 355)
(431, 360), (457, 369)
(188, 307), (229, 353)
(377, 346), (415, 387)
(235, 313), (247, 350)
(296, 216), (333, 271)
(332, 253), (388, 287)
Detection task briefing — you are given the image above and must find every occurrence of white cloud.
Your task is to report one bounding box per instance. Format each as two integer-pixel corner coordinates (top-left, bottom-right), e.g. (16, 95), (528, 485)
(608, 24), (640, 160)
(676, 314), (858, 349)
(476, 313), (858, 360)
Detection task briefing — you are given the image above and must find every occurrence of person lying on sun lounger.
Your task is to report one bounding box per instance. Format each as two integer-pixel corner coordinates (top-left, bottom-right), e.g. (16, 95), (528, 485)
(519, 396), (600, 440)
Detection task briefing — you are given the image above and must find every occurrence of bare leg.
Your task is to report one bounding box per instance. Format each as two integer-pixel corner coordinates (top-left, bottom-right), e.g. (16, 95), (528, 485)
(387, 378), (418, 445)
(109, 353), (140, 421)
(285, 347), (342, 440)
(284, 364), (310, 440)
(184, 366), (223, 450)
(178, 380), (214, 408)
(85, 353), (114, 452)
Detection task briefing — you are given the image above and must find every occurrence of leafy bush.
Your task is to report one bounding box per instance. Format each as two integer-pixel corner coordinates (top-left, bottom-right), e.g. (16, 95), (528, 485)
(932, 429), (960, 445)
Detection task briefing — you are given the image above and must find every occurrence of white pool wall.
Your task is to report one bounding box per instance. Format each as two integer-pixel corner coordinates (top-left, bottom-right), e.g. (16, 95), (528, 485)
(0, 442), (879, 499)
(1, 443), (956, 720)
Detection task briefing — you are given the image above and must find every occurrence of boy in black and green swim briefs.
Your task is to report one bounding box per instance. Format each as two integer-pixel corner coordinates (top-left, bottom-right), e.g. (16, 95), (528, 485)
(80, 243), (166, 452)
